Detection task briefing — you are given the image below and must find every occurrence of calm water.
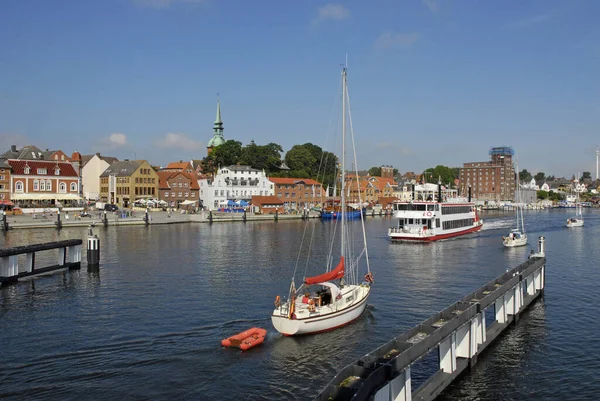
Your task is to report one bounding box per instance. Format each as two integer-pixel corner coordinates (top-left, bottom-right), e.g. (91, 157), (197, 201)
(1, 209), (599, 400)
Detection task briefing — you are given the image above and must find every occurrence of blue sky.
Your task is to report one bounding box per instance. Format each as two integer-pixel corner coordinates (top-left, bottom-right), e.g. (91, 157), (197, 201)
(1, 0), (599, 178)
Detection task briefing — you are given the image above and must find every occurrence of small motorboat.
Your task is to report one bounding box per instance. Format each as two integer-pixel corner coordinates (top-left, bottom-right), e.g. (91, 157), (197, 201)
(221, 327), (267, 351)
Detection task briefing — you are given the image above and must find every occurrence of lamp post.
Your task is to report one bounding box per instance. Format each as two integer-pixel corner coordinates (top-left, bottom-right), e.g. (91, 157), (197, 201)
(103, 210), (108, 227)
(57, 210), (62, 230)
(2, 210), (7, 231)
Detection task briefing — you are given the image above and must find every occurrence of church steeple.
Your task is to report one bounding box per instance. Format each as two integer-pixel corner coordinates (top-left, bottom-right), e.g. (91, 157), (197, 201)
(207, 96), (226, 155)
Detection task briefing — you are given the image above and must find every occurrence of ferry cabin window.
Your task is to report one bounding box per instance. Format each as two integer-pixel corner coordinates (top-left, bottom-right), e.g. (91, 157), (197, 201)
(408, 218), (414, 224)
(427, 204), (435, 211)
(441, 206), (471, 215)
(442, 218), (473, 230)
(436, 218), (440, 228)
(394, 204), (427, 211)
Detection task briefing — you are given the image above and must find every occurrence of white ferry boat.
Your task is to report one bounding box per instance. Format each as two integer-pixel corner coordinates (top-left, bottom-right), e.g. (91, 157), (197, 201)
(387, 183), (483, 242)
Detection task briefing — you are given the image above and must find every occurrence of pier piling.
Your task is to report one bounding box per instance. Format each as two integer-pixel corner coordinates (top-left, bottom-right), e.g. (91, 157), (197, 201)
(56, 210), (62, 230)
(103, 210), (108, 228)
(2, 211), (8, 231)
(87, 226), (100, 267)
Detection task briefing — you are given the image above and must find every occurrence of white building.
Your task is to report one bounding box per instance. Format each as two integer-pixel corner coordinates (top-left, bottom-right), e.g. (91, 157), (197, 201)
(540, 182), (550, 192)
(81, 153), (119, 200)
(522, 178), (539, 191)
(199, 165), (274, 210)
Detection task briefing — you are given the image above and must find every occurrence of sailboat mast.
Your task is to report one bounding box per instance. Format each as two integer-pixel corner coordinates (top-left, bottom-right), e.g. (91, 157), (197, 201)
(341, 67), (347, 259)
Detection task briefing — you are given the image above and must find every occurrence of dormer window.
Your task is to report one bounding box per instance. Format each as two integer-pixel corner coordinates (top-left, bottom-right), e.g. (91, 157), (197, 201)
(55, 168), (60, 175)
(38, 168), (47, 175)
(24, 166), (30, 174)
(55, 155), (58, 160)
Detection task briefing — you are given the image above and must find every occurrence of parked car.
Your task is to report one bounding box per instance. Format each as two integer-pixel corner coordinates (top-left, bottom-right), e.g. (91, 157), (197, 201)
(104, 204), (119, 212)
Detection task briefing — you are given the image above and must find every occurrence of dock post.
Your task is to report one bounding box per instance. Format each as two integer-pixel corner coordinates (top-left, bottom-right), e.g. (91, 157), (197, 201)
(243, 210), (247, 222)
(103, 210), (108, 228)
(144, 208), (149, 226)
(208, 211), (213, 224)
(2, 211), (8, 231)
(275, 210), (278, 222)
(87, 226), (100, 267)
(57, 210), (62, 230)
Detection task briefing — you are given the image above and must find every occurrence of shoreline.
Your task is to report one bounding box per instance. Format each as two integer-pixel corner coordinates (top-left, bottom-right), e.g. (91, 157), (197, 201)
(1, 211), (326, 230)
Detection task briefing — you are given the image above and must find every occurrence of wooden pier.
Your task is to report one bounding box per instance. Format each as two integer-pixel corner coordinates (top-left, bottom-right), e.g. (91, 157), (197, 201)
(316, 237), (547, 401)
(0, 239), (83, 284)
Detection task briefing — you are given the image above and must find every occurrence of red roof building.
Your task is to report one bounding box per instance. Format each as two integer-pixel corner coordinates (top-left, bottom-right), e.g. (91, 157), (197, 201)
(268, 177), (325, 211)
(7, 159), (80, 206)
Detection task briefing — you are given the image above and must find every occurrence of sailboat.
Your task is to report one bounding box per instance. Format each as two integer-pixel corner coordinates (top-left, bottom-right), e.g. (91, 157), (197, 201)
(503, 161), (527, 248)
(271, 66), (373, 336)
(566, 177), (584, 227)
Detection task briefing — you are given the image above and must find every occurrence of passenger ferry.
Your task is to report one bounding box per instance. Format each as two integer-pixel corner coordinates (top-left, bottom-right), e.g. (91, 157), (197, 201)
(388, 184), (483, 242)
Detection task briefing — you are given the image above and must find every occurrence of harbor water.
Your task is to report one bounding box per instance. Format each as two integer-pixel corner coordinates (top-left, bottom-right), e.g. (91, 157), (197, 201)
(1, 209), (599, 400)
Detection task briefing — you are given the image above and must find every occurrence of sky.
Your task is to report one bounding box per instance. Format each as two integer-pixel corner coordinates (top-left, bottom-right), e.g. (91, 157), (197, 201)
(1, 0), (599, 178)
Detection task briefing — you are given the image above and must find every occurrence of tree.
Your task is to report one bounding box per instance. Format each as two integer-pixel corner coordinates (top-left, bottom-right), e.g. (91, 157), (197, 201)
(368, 167), (382, 176)
(283, 143), (338, 187)
(534, 172), (546, 183)
(423, 165), (458, 186)
(582, 171), (592, 180)
(202, 140), (243, 173)
(519, 169), (532, 182)
(537, 190), (548, 200)
(240, 141), (283, 174)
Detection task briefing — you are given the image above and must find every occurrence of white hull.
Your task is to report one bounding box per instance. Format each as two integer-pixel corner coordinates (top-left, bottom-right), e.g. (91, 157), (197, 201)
(271, 284), (370, 336)
(566, 218), (584, 227)
(503, 235), (528, 248)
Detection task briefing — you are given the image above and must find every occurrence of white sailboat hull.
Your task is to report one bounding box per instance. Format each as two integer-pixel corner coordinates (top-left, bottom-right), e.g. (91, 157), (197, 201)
(271, 284), (371, 336)
(566, 218), (584, 227)
(503, 234), (528, 248)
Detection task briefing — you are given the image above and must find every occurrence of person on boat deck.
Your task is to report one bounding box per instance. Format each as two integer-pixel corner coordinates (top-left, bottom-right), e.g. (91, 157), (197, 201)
(302, 293), (310, 304)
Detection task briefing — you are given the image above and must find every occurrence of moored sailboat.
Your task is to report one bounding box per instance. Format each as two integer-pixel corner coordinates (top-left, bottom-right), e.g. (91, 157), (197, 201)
(271, 66), (373, 336)
(566, 178), (584, 227)
(503, 160), (527, 247)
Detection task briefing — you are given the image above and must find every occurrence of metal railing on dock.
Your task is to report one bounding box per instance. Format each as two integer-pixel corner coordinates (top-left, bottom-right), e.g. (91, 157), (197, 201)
(316, 237), (547, 401)
(0, 239), (83, 284)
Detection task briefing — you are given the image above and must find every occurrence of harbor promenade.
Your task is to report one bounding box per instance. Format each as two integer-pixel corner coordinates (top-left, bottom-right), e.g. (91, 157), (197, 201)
(1, 210), (323, 230)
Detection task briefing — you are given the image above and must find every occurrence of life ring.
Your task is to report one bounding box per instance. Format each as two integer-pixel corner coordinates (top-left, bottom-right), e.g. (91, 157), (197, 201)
(426, 211), (432, 217)
(274, 295), (281, 308)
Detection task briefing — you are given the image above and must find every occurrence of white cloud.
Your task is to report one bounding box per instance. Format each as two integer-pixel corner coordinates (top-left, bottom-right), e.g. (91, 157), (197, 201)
(98, 133), (128, 149)
(504, 14), (550, 30)
(423, 0), (439, 13)
(156, 133), (204, 151)
(374, 32), (420, 50)
(313, 3), (350, 23)
(133, 0), (207, 9)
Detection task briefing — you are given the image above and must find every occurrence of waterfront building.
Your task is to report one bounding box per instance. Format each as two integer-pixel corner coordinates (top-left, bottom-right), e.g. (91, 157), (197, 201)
(42, 149), (71, 162)
(459, 146), (516, 202)
(269, 177), (324, 211)
(207, 99), (225, 156)
(346, 176), (397, 204)
(250, 195), (284, 214)
(199, 165), (274, 210)
(0, 159), (12, 203)
(99, 160), (159, 207)
(391, 183), (414, 201)
(157, 161), (200, 208)
(80, 153), (119, 201)
(540, 182), (550, 192)
(6, 159), (80, 207)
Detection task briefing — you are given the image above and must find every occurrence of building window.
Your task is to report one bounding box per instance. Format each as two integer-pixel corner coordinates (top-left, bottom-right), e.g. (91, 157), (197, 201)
(165, 192), (169, 197)
(40, 180), (46, 191)
(24, 167), (30, 174)
(15, 181), (24, 192)
(0, 175), (4, 180)
(37, 168), (47, 174)
(185, 192), (189, 197)
(191, 192), (195, 197)
(60, 182), (66, 192)
(70, 183), (77, 192)
(33, 180), (39, 191)
(46, 180), (51, 191)
(55, 169), (60, 175)
(178, 192), (182, 197)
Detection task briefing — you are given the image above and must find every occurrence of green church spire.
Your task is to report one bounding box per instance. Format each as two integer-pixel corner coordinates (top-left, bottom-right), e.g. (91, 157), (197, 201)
(207, 96), (226, 151)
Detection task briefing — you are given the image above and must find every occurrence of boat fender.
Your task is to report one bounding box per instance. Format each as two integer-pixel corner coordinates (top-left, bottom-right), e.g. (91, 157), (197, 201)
(274, 295), (281, 308)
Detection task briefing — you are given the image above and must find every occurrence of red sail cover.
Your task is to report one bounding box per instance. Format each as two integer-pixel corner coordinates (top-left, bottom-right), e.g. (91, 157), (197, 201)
(304, 256), (345, 285)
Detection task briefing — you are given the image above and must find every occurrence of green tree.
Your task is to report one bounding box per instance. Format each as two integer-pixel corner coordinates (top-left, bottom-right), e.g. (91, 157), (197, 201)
(519, 169), (532, 182)
(240, 141), (283, 174)
(423, 165), (458, 186)
(534, 172), (546, 182)
(202, 140), (243, 172)
(284, 143), (338, 187)
(537, 190), (548, 200)
(582, 171), (592, 180)
(368, 167), (382, 176)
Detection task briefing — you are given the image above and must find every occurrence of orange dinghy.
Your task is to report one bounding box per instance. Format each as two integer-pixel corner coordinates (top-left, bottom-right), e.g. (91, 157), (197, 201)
(221, 327), (267, 351)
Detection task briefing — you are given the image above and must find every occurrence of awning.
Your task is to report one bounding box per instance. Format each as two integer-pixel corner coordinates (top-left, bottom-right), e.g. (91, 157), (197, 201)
(10, 193), (82, 201)
(180, 200), (198, 205)
(0, 200), (13, 206)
